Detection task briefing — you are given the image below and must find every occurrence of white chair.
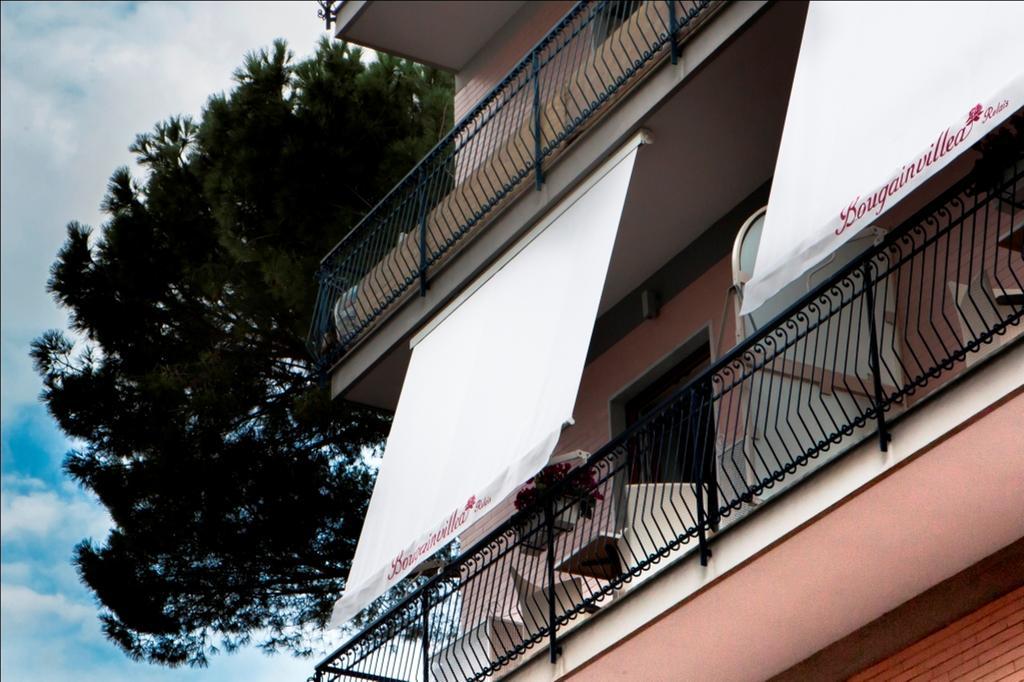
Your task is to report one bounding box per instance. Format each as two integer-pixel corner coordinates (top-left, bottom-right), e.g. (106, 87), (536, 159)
(429, 616), (524, 681)
(508, 566), (584, 633)
(331, 283), (360, 337)
(947, 271), (1022, 367)
(617, 482), (699, 568)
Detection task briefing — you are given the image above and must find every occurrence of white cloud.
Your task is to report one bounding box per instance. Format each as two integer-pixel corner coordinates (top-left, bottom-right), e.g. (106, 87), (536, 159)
(1, 473), (49, 493)
(0, 561), (34, 585)
(0, 473), (111, 601)
(1, 489), (67, 539)
(1, 583), (95, 629)
(0, 581), (320, 682)
(0, 483), (111, 542)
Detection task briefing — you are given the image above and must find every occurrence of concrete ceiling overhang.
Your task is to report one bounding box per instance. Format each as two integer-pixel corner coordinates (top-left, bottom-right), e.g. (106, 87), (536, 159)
(599, 0), (806, 314)
(334, 1), (527, 71)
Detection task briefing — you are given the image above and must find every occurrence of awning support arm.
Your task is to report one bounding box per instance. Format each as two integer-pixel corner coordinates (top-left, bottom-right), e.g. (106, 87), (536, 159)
(420, 591), (431, 682)
(690, 384), (714, 567)
(544, 499), (563, 663)
(862, 261), (892, 452)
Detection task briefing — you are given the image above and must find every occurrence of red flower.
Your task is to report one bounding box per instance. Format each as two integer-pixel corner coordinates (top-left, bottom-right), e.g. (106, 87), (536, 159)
(513, 462), (604, 511)
(464, 495), (477, 511)
(967, 104), (983, 124)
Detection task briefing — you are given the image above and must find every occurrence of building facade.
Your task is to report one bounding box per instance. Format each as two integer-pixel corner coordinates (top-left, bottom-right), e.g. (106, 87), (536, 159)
(309, 2), (1024, 680)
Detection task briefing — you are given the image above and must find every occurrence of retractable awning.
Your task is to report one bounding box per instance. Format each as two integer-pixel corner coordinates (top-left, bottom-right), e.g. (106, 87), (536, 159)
(741, 1), (1024, 314)
(330, 137), (643, 625)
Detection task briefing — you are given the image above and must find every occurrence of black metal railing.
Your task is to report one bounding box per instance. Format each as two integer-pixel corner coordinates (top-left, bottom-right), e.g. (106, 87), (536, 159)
(308, 0), (716, 372)
(316, 1), (344, 30)
(312, 159), (1023, 681)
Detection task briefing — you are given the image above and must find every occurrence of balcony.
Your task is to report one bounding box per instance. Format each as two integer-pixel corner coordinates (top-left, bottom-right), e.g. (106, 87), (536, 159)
(313, 158), (1023, 681)
(307, 0), (719, 374)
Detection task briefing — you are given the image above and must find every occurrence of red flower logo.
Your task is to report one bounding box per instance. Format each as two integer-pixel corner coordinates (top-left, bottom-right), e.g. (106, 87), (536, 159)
(967, 104), (983, 124)
(464, 495), (477, 511)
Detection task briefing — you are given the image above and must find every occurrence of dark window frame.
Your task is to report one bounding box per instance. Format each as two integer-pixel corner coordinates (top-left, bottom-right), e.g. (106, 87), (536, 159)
(624, 342), (716, 487)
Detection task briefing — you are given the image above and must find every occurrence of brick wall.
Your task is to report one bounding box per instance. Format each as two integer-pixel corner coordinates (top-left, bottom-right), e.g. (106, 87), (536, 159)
(851, 586), (1024, 682)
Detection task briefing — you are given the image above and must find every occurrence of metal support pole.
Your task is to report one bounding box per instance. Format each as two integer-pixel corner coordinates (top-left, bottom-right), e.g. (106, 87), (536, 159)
(532, 51), (544, 191)
(420, 592), (430, 682)
(696, 490), (711, 566)
(692, 390), (712, 566)
(862, 261), (892, 451)
(544, 499), (562, 663)
(701, 384), (720, 533)
(695, 467), (713, 566)
(417, 170), (429, 297)
(667, 1), (679, 65)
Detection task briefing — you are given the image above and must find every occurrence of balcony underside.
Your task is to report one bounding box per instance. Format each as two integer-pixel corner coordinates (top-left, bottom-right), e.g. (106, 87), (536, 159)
(334, 1), (528, 72)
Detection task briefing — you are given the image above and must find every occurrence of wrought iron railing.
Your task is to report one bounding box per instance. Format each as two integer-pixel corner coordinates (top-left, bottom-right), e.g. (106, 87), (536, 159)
(316, 1), (344, 30)
(312, 158), (1023, 681)
(308, 0), (716, 372)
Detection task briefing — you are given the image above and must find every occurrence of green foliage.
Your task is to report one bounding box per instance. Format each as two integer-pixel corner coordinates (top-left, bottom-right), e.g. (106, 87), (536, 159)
(31, 38), (453, 667)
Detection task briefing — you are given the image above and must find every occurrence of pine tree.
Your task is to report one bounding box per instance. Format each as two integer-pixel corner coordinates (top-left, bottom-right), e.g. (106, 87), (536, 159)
(31, 38), (453, 667)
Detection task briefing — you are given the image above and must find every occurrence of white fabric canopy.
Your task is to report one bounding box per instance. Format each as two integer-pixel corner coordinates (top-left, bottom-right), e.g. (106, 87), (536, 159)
(330, 141), (641, 626)
(741, 1), (1024, 314)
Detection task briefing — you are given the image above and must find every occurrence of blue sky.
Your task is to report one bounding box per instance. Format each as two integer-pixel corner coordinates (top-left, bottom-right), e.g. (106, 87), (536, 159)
(1, 3), (346, 679)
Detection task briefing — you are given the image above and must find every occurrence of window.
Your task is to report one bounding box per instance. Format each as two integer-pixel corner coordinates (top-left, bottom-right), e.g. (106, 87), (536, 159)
(624, 343), (709, 426)
(624, 342), (716, 486)
(732, 205), (887, 338)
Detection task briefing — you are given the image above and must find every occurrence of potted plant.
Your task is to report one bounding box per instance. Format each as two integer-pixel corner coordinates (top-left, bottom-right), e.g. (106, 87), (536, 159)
(514, 462), (605, 554)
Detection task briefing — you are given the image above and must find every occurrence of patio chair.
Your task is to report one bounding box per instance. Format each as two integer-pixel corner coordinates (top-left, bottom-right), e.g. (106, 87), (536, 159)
(947, 270), (1022, 367)
(429, 615), (525, 681)
(508, 566), (584, 634)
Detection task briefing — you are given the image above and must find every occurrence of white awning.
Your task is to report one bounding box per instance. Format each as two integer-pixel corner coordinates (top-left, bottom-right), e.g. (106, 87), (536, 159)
(330, 137), (642, 625)
(741, 1), (1024, 314)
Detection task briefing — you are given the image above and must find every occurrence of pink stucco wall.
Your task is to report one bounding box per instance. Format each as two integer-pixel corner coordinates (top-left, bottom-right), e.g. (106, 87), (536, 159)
(453, 2), (575, 122)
